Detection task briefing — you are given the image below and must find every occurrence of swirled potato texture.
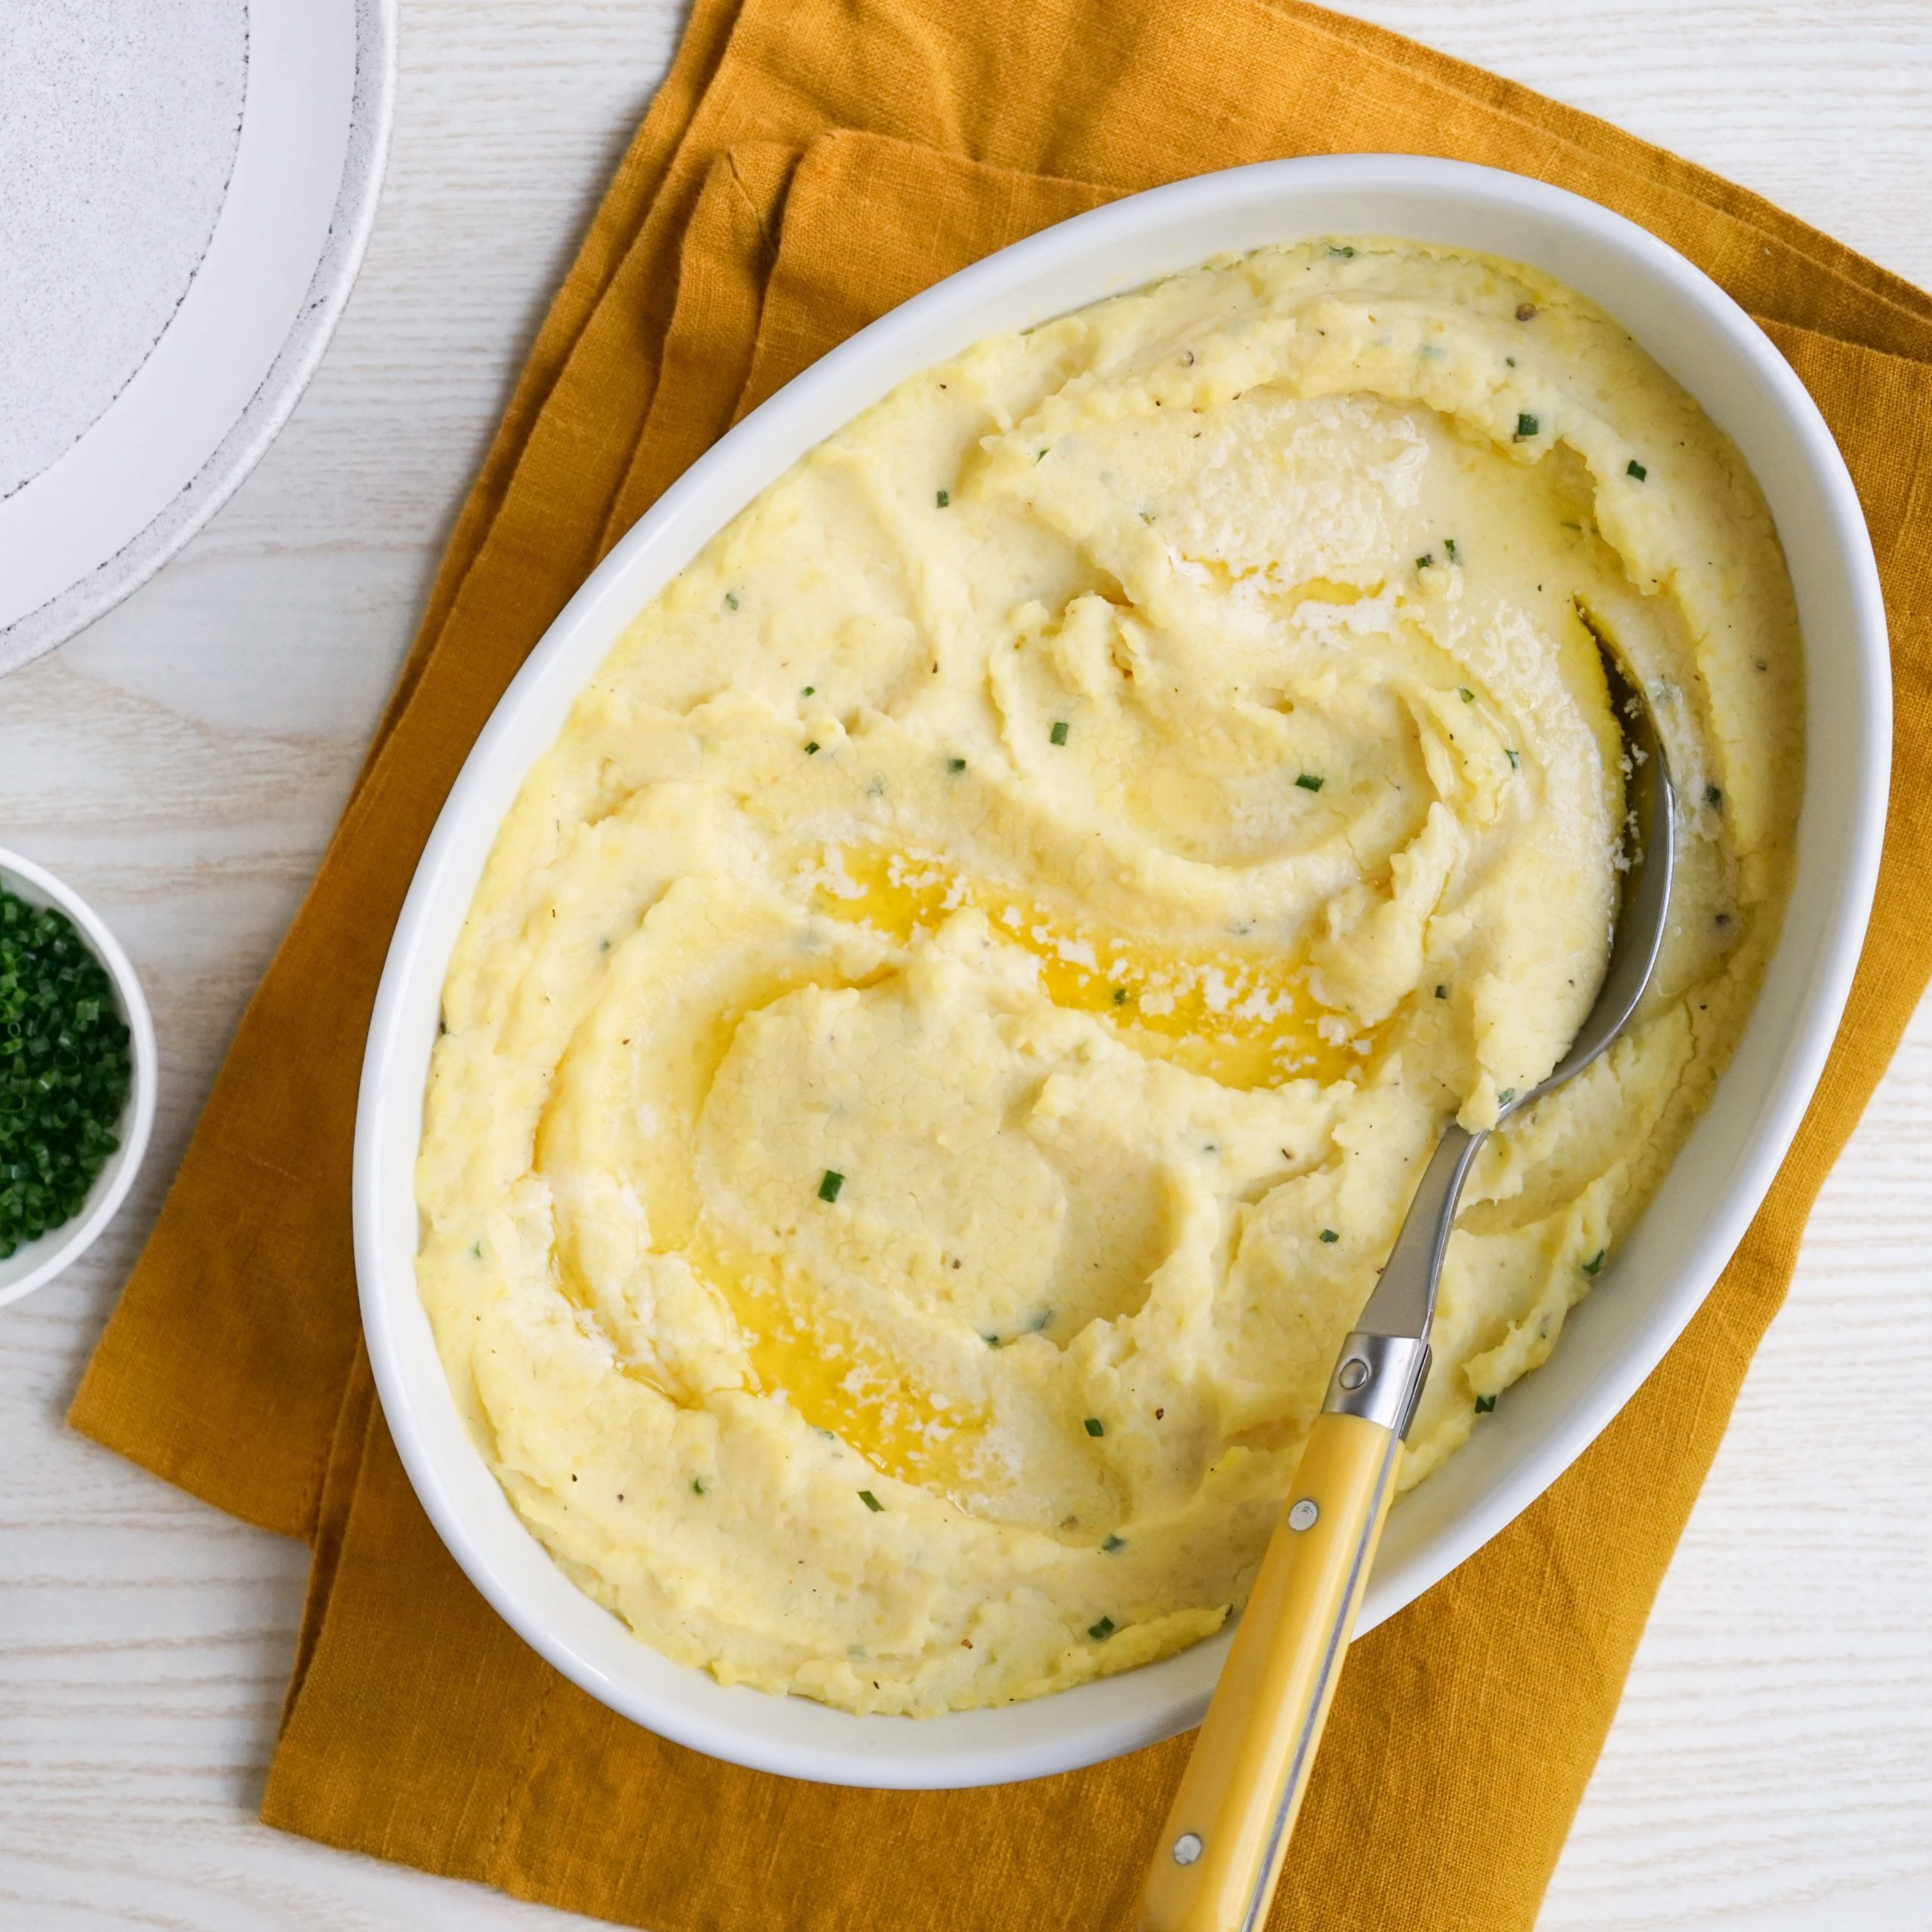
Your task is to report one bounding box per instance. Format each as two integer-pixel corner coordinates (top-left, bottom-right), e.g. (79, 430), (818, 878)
(417, 240), (1801, 1714)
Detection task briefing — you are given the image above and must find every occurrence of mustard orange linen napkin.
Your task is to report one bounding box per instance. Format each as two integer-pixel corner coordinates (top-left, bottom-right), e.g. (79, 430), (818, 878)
(70, 3), (1932, 1927)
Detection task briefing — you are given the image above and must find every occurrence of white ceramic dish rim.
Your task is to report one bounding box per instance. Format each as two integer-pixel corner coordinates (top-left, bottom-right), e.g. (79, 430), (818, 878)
(0, 848), (158, 1310)
(356, 155), (1889, 1791)
(0, 0), (398, 675)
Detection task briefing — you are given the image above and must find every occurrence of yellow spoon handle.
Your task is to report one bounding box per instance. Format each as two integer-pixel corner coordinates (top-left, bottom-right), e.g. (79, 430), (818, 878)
(1140, 1406), (1404, 1932)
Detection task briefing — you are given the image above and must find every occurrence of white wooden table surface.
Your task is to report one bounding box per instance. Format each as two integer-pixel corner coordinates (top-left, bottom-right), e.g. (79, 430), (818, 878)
(2, 4), (1928, 1927)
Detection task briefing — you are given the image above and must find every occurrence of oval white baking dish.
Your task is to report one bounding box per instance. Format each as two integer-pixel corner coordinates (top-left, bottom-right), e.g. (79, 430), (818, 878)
(355, 155), (1888, 1791)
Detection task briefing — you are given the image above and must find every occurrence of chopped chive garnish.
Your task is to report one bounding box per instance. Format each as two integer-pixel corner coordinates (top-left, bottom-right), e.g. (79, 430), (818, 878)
(1417, 553), (1434, 569)
(1088, 1616), (1115, 1641)
(859, 1490), (883, 1512)
(1444, 537), (1459, 561)
(1295, 773), (1324, 792)
(1474, 1393), (1497, 1414)
(471, 1241), (482, 1258)
(1112, 986), (1128, 1005)
(0, 889), (132, 1260)
(1330, 245), (1355, 258)
(804, 741), (820, 755)
(984, 1333), (1002, 1348)
(1319, 1228), (1339, 1244)
(1506, 747), (1521, 769)
(1626, 460), (1647, 481)
(936, 489), (950, 507)
(1706, 783), (1723, 808)
(724, 592), (739, 610)
(1459, 687), (1475, 703)
(1084, 1417), (1105, 1438)
(1498, 1088), (1516, 1104)
(692, 1478), (706, 1495)
(1583, 1249), (1606, 1276)
(1515, 412), (1540, 439)
(818, 1169), (844, 1202)
(803, 685), (815, 695)
(948, 756), (967, 774)
(1435, 984), (1447, 999)
(1050, 720), (1069, 746)
(1102, 1534), (1126, 1552)
(1036, 448), (1049, 463)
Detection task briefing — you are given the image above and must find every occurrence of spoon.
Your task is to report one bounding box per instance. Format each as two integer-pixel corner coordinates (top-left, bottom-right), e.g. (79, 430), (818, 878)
(1140, 651), (1676, 1932)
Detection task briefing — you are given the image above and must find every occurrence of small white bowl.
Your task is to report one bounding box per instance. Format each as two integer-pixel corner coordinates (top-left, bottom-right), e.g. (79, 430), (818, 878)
(356, 155), (1889, 1789)
(0, 848), (157, 1310)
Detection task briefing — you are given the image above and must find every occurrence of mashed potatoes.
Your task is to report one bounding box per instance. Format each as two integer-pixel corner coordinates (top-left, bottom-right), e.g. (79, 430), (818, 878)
(417, 238), (1801, 1715)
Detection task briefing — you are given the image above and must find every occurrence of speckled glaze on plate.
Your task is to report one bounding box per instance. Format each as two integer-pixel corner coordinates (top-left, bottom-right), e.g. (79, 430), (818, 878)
(0, 0), (396, 675)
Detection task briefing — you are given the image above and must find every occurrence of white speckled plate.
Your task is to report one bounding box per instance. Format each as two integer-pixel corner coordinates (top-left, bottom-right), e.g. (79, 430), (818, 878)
(0, 0), (395, 675)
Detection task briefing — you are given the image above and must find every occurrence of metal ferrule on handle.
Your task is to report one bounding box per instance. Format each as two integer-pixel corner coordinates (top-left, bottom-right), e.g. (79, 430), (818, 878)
(1139, 1331), (1431, 1932)
(1321, 1331), (1432, 1435)
(1140, 1401), (1406, 1932)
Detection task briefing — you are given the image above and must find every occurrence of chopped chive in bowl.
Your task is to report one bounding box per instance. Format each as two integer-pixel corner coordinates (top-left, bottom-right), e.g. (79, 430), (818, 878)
(0, 889), (132, 1260)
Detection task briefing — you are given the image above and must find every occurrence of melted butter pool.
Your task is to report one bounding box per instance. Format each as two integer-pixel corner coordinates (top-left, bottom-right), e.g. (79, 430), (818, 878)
(691, 1228), (989, 1500)
(814, 844), (1383, 1089)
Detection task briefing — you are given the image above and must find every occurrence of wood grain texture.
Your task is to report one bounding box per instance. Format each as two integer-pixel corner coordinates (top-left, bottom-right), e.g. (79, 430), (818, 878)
(0, 3), (1927, 1927)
